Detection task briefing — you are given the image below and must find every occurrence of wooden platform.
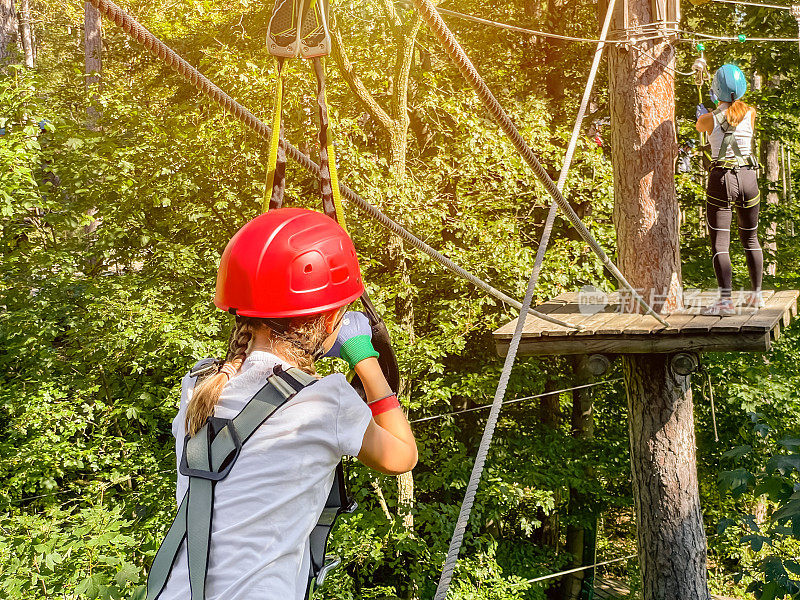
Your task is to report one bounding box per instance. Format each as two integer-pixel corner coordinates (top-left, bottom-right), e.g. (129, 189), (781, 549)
(494, 289), (799, 357)
(594, 577), (741, 599)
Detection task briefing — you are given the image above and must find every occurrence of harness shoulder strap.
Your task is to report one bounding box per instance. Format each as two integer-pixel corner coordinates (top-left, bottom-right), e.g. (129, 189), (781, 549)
(147, 366), (326, 600)
(712, 108), (747, 166)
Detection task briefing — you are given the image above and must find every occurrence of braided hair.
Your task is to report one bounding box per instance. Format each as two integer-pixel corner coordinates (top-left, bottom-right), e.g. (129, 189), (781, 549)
(186, 317), (253, 435)
(185, 315), (329, 436)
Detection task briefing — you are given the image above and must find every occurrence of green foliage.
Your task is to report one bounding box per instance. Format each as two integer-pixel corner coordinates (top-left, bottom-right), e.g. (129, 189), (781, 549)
(716, 414), (800, 600)
(3, 0), (800, 599)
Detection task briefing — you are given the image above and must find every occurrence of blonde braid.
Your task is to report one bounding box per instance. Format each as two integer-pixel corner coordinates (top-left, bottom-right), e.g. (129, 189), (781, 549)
(186, 318), (253, 436)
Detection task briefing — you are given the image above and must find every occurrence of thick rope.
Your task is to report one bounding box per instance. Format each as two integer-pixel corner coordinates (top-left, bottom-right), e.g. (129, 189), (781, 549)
(85, 0), (581, 331)
(431, 2), (617, 595)
(411, 0), (670, 328)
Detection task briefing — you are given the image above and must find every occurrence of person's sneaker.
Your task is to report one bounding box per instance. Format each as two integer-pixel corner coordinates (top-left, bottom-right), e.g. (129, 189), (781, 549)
(743, 291), (765, 309)
(701, 298), (736, 316)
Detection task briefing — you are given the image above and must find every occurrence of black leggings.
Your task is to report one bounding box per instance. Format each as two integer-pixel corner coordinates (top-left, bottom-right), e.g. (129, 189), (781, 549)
(706, 167), (762, 298)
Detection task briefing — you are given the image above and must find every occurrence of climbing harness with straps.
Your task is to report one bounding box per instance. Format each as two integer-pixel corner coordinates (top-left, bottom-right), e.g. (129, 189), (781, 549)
(710, 107), (760, 171)
(146, 363), (356, 599)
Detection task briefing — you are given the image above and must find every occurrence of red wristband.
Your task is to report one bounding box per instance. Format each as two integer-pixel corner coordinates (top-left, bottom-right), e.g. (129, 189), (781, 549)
(368, 394), (400, 416)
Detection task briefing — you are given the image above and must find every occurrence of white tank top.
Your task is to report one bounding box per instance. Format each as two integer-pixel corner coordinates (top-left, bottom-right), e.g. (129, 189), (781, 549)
(709, 108), (753, 159)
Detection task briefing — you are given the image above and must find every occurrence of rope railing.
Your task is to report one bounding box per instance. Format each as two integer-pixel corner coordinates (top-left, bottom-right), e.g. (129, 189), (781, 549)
(84, 0), (583, 331)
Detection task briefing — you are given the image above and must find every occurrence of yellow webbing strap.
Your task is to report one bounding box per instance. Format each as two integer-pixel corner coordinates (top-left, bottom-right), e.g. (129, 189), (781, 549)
(264, 59), (286, 212)
(323, 83), (345, 230)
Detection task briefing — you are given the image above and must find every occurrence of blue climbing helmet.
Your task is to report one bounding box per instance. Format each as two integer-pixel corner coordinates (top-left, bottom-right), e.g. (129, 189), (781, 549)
(710, 64), (747, 104)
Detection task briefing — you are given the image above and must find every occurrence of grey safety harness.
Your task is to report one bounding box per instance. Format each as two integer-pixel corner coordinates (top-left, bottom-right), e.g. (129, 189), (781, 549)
(146, 362), (356, 599)
(711, 107), (759, 171)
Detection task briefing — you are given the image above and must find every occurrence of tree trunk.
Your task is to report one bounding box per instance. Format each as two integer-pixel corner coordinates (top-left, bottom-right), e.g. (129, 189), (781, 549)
(561, 356), (598, 600)
(764, 140), (780, 276)
(0, 0), (18, 63)
(17, 0), (30, 67)
(532, 380), (561, 552)
(608, 0), (709, 598)
(84, 1), (103, 125)
(624, 356), (707, 600)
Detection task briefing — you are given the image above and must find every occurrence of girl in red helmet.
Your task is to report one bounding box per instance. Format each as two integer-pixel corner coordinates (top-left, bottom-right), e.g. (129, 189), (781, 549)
(155, 208), (417, 600)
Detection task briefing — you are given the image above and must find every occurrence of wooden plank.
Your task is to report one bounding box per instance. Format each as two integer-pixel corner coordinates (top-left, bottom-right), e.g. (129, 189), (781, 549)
(493, 297), (571, 339)
(574, 307), (627, 336)
(541, 292), (622, 336)
(677, 313), (722, 333)
(659, 312), (700, 334)
(710, 308), (759, 333)
(711, 291), (779, 333)
(625, 314), (668, 334)
(595, 311), (654, 335)
(497, 331), (771, 356)
(742, 291), (797, 333)
(678, 289), (723, 315)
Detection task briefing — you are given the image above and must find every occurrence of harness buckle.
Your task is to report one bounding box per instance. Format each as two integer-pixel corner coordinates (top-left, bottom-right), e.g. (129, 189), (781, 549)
(315, 556), (341, 587)
(179, 418), (242, 481)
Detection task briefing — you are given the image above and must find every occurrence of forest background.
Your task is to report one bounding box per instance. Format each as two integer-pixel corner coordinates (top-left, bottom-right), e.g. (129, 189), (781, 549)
(1, 0), (800, 599)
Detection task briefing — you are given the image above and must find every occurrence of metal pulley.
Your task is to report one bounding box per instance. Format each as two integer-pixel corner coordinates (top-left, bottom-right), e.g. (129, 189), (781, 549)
(692, 45), (711, 88)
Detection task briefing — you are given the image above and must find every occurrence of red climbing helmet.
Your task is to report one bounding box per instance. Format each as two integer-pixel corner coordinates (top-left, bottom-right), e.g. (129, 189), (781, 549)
(214, 208), (364, 318)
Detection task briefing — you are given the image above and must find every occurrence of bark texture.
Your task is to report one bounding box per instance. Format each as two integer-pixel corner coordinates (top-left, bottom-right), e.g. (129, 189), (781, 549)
(561, 356), (598, 600)
(18, 0), (31, 67)
(84, 1), (102, 125)
(608, 3), (681, 313)
(609, 1), (709, 598)
(764, 140), (780, 276)
(0, 0), (18, 63)
(624, 355), (708, 600)
(84, 2), (102, 84)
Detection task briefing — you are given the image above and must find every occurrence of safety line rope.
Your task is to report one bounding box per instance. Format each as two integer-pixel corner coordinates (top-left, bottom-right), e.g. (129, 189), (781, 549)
(436, 7), (673, 44)
(433, 6), (800, 45)
(677, 27), (800, 42)
(713, 0), (792, 9)
(522, 553), (637, 585)
(413, 0), (670, 329)
(410, 378), (622, 424)
(84, 0), (582, 331)
(429, 2), (621, 596)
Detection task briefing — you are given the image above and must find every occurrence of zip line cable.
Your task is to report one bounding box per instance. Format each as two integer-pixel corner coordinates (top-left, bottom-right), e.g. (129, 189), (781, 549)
(676, 27), (800, 42)
(521, 553), (637, 585)
(84, 0), (583, 332)
(412, 0), (669, 328)
(437, 6), (674, 44)
(424, 1), (626, 596)
(410, 378), (622, 424)
(712, 0), (793, 9)
(438, 5), (799, 45)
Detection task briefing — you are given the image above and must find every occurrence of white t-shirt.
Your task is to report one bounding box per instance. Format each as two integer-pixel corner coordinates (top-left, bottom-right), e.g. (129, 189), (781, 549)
(159, 351), (372, 600)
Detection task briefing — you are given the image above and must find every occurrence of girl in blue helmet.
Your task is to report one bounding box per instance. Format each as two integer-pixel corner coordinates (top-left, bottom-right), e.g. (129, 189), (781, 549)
(696, 64), (763, 315)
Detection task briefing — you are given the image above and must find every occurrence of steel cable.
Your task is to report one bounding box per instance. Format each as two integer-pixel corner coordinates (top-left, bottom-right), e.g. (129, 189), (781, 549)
(411, 0), (670, 329)
(85, 0), (582, 331)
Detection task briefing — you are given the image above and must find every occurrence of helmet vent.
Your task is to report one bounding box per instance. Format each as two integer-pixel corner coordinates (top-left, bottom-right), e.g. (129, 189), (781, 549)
(304, 264), (313, 273)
